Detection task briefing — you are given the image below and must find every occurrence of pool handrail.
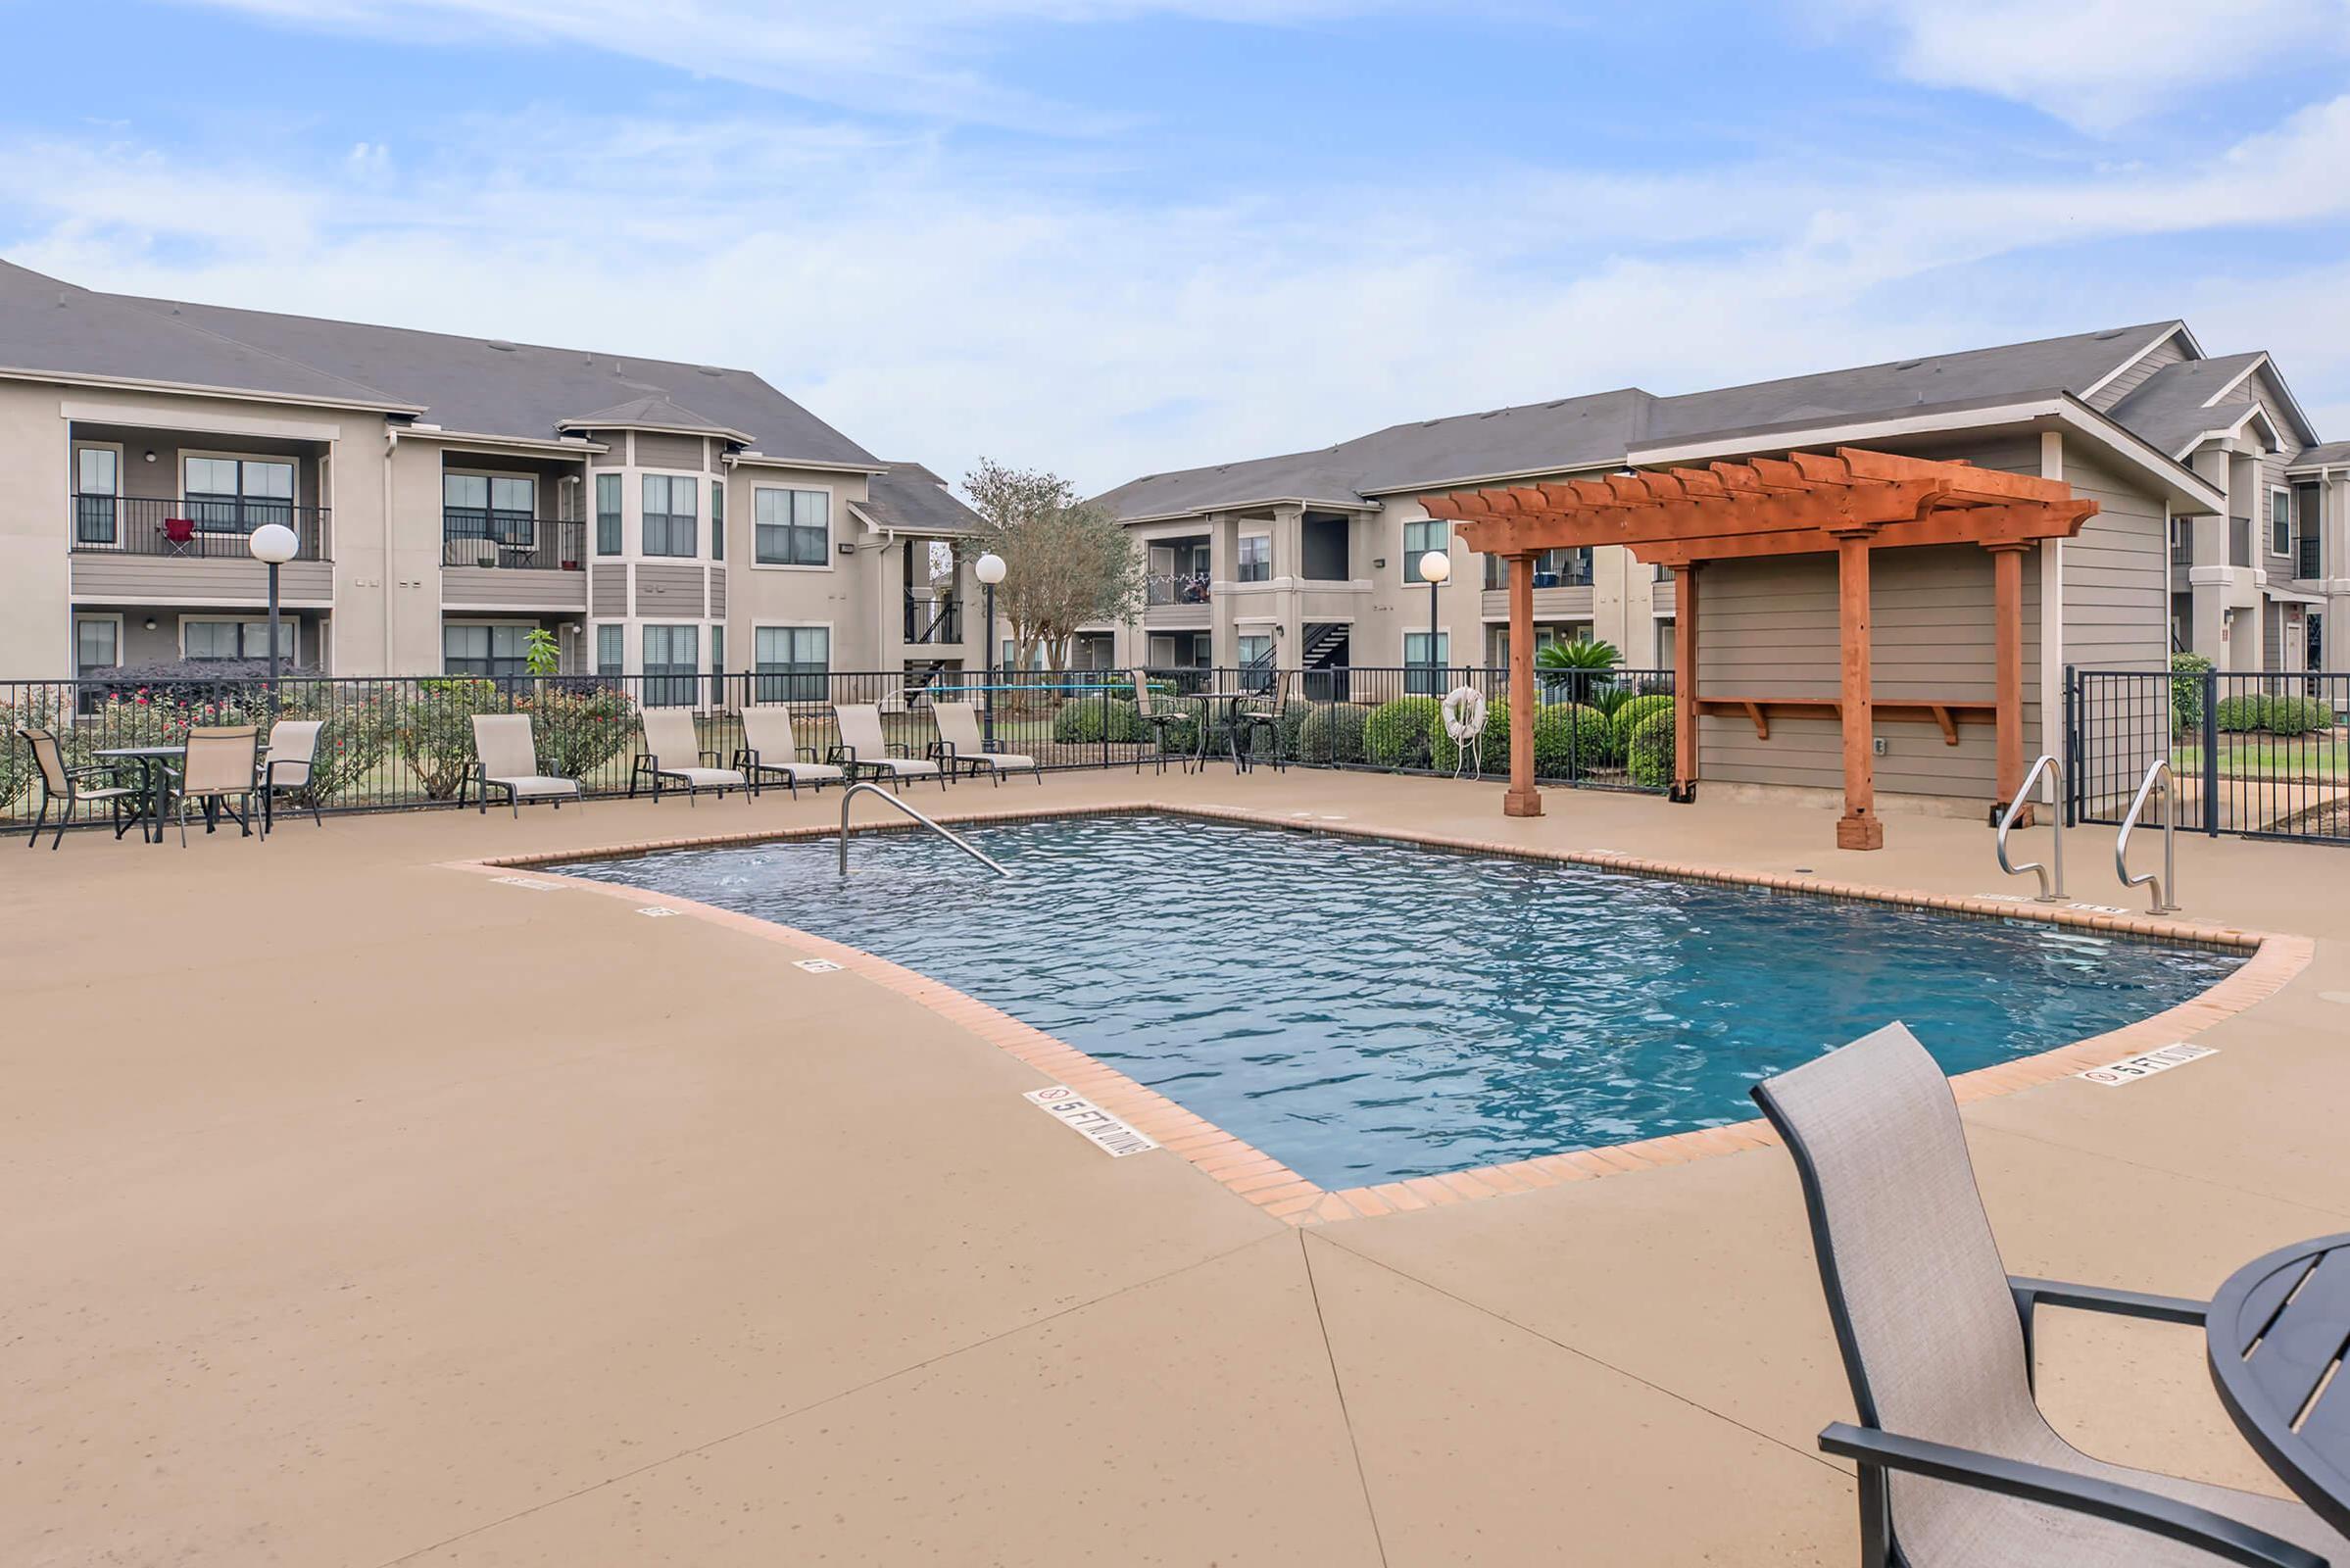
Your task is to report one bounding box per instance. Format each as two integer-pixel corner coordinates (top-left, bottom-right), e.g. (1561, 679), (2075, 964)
(1994, 754), (2066, 903)
(837, 780), (1007, 878)
(2115, 757), (2180, 914)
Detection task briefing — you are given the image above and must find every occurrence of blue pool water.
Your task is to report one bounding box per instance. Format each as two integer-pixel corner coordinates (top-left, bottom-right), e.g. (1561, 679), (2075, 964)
(569, 813), (2241, 1187)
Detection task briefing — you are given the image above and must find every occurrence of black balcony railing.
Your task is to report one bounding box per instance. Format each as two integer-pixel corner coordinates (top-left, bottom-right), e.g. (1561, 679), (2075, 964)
(905, 597), (962, 643)
(71, 495), (329, 560)
(2230, 515), (2253, 567)
(442, 515), (586, 571)
(1147, 571), (1212, 606)
(2302, 533), (2322, 579)
(1484, 549), (1594, 590)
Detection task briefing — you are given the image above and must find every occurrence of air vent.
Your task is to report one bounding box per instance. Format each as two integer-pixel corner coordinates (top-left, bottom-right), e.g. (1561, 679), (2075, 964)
(2092, 328), (2129, 340)
(696, 365), (725, 376)
(1895, 359), (1924, 369)
(485, 339), (517, 352)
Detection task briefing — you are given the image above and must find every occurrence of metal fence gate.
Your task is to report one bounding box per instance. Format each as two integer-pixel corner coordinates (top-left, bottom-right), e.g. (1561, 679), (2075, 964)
(2069, 666), (2350, 844)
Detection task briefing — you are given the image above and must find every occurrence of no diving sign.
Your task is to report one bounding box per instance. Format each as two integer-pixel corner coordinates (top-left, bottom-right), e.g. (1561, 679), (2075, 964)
(2079, 1041), (2216, 1087)
(1024, 1086), (1158, 1157)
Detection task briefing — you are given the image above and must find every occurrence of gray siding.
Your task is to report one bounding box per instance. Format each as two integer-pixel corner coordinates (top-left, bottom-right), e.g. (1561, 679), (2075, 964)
(72, 555), (334, 605)
(634, 564), (705, 617)
(1479, 585), (1596, 620)
(441, 566), (589, 610)
(590, 564), (628, 617)
(635, 432), (705, 470)
(2059, 446), (2170, 672)
(589, 432), (629, 467)
(2084, 332), (2186, 412)
(709, 567), (726, 618)
(1652, 574), (1675, 616)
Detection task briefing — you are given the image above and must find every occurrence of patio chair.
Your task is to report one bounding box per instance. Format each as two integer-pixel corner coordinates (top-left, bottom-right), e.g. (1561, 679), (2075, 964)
(1130, 669), (1190, 776)
(732, 706), (845, 799)
(14, 726), (142, 851)
(1236, 670), (1292, 773)
(257, 718), (324, 835)
(1752, 1023), (2343, 1568)
(467, 713), (581, 815)
(630, 708), (750, 805)
(827, 703), (945, 791)
(173, 725), (261, 848)
(928, 701), (1042, 787)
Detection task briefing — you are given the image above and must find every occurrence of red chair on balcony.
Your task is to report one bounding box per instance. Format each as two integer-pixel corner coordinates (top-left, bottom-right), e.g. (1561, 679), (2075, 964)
(163, 516), (197, 555)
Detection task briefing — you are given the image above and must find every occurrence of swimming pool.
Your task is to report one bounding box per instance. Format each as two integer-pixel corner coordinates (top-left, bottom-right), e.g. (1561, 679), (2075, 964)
(569, 812), (2242, 1188)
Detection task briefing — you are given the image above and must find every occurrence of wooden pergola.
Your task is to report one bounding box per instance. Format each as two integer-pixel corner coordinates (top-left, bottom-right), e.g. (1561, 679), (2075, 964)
(1422, 448), (2097, 849)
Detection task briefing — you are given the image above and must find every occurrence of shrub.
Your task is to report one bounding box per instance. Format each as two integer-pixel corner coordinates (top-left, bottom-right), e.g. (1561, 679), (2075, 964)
(1627, 708), (1678, 787)
(1053, 696), (1147, 745)
(2170, 652), (2213, 736)
(1271, 701), (1315, 761)
(2212, 695), (2266, 734)
(2264, 695), (2336, 737)
(1531, 703), (1613, 778)
(1363, 696), (1442, 768)
(1611, 692), (1675, 751)
(1, 685), (67, 814)
(519, 681), (638, 785)
(1296, 703), (1367, 765)
(1432, 690), (1502, 773)
(395, 678), (503, 799)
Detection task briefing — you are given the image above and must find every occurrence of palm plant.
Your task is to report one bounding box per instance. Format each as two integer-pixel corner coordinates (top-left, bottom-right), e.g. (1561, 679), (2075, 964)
(1536, 636), (1623, 705)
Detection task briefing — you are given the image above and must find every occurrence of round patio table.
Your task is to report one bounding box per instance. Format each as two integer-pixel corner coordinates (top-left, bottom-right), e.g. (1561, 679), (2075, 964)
(91, 745), (184, 846)
(2208, 1232), (2350, 1537)
(1185, 690), (1263, 772)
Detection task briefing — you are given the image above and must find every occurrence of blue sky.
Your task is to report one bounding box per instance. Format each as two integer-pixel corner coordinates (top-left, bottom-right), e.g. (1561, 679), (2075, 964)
(3, 0), (2347, 490)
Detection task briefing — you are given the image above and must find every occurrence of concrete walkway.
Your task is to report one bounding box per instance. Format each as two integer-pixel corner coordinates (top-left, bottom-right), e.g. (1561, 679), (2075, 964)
(5, 770), (2345, 1565)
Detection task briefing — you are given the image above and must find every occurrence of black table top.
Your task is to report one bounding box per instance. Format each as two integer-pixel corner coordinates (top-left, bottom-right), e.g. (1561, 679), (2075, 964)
(2209, 1233), (2350, 1536)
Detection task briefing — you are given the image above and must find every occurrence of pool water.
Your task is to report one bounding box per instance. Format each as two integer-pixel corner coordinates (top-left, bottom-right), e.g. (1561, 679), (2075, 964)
(570, 813), (2242, 1188)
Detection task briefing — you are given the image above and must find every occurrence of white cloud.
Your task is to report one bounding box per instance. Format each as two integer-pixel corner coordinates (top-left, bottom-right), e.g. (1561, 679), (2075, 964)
(1828, 0), (2350, 132)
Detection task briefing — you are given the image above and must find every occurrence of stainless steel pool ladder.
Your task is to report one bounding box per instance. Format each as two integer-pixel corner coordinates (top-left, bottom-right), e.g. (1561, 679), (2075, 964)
(2115, 758), (2180, 914)
(837, 781), (1007, 878)
(1994, 754), (2066, 903)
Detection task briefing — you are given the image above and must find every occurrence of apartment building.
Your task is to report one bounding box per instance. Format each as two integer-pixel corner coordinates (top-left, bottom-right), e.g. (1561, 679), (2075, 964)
(1094, 323), (2348, 686)
(0, 260), (986, 688)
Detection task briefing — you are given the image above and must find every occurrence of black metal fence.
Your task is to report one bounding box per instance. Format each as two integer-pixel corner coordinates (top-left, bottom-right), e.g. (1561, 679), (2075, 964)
(2070, 666), (2350, 844)
(0, 664), (1678, 834)
(440, 516), (586, 572)
(69, 496), (332, 560)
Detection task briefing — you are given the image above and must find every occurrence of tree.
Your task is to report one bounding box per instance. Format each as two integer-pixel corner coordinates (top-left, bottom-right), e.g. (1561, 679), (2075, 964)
(960, 459), (1145, 672)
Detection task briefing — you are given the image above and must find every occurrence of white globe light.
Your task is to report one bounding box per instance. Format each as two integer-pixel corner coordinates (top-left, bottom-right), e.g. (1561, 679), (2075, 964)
(1418, 549), (1451, 584)
(248, 522), (300, 564)
(974, 552), (1007, 586)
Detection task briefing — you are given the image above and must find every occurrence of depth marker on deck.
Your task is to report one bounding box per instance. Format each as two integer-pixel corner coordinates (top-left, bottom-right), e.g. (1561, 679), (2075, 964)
(491, 875), (562, 891)
(2079, 1042), (2216, 1087)
(794, 958), (843, 974)
(1023, 1086), (1158, 1157)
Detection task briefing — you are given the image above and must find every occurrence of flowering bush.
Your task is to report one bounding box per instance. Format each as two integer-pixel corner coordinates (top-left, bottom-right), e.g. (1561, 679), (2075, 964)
(395, 679), (502, 799)
(517, 681), (638, 785)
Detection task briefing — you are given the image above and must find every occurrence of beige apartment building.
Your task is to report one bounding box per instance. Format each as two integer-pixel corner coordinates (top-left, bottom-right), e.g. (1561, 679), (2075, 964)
(1094, 323), (2350, 689)
(0, 260), (986, 689)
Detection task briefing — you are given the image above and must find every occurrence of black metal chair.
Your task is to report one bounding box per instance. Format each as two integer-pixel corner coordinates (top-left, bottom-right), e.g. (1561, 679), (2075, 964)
(14, 726), (142, 850)
(1237, 670), (1291, 773)
(1129, 669), (1190, 776)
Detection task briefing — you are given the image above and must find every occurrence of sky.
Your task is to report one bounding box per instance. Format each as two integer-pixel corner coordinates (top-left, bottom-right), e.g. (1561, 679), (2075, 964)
(2, 0), (2347, 493)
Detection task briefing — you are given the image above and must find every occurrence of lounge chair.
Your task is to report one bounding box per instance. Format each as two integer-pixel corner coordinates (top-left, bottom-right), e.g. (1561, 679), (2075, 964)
(828, 703), (944, 791)
(1130, 668), (1189, 776)
(257, 718), (324, 834)
(14, 726), (142, 850)
(468, 713), (581, 815)
(630, 708), (750, 804)
(174, 725), (261, 847)
(1752, 1023), (2342, 1568)
(732, 707), (845, 799)
(928, 701), (1041, 786)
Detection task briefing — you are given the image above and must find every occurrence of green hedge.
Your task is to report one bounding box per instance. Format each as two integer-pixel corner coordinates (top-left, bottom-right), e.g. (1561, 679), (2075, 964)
(1627, 708), (1677, 787)
(2170, 652), (2213, 735)
(1431, 692), (1498, 773)
(1296, 703), (1368, 764)
(1053, 696), (1147, 745)
(1362, 696), (1442, 768)
(2215, 693), (2339, 736)
(1610, 692), (1675, 751)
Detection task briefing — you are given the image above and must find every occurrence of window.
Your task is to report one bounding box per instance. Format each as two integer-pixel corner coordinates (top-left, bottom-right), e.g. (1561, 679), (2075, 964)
(1403, 630), (1450, 696)
(644, 623), (701, 705)
(2272, 489), (2293, 558)
(710, 625), (725, 682)
(184, 619), (297, 662)
(1237, 534), (1271, 582)
(595, 623), (623, 675)
(74, 616), (118, 676)
(73, 447), (119, 545)
(1402, 519), (1447, 583)
(710, 481), (724, 561)
(444, 473), (536, 546)
(755, 487), (828, 565)
(642, 475), (699, 558)
(596, 473), (622, 556)
(755, 625), (829, 702)
(184, 456), (295, 532)
(443, 623), (530, 679)
(1238, 633), (1273, 666)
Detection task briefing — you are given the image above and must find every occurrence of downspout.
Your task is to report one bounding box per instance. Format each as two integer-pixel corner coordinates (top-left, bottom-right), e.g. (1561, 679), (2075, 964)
(383, 423), (398, 675)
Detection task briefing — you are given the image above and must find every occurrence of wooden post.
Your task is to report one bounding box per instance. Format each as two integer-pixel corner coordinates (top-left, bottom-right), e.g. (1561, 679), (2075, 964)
(1503, 553), (1542, 817)
(1671, 563), (1699, 802)
(1988, 542), (2029, 825)
(1835, 532), (1884, 849)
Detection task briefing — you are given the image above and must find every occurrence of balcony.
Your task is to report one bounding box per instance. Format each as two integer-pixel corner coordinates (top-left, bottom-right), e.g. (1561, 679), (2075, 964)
(2301, 533), (2322, 580)
(905, 596), (963, 645)
(2229, 515), (2252, 568)
(1483, 549), (1593, 591)
(72, 495), (329, 560)
(1147, 570), (1213, 607)
(441, 513), (584, 572)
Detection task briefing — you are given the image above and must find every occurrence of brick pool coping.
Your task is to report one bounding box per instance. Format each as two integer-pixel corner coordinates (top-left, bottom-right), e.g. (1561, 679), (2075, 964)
(452, 801), (2316, 1228)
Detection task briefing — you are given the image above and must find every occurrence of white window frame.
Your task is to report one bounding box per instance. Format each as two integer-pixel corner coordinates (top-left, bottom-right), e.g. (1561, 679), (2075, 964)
(640, 473), (701, 560)
(1236, 531), (1273, 583)
(1402, 518), (1448, 583)
(181, 617), (298, 662)
(71, 439), (125, 549)
(753, 622), (832, 701)
(73, 612), (123, 673)
(181, 448), (299, 535)
(2271, 486), (2293, 558)
(443, 467), (539, 551)
(441, 618), (541, 678)
(752, 483), (835, 570)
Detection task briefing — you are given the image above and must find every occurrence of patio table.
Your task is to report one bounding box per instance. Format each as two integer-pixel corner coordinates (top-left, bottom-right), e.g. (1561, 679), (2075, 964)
(93, 742), (268, 846)
(1186, 690), (1268, 772)
(2208, 1232), (2350, 1536)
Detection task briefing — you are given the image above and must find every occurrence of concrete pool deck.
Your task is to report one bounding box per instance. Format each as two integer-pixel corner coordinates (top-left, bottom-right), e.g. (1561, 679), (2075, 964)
(6, 769), (2348, 1564)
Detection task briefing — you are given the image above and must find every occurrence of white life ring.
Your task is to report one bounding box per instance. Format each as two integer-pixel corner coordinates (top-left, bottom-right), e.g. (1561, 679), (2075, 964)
(1441, 685), (1488, 742)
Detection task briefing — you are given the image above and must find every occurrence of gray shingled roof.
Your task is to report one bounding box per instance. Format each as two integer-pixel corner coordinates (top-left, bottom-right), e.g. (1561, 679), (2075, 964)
(2290, 441), (2350, 469)
(63, 266), (877, 466)
(2106, 354), (2272, 458)
(1095, 323), (2191, 518)
(0, 260), (408, 408)
(852, 463), (985, 536)
(560, 393), (747, 438)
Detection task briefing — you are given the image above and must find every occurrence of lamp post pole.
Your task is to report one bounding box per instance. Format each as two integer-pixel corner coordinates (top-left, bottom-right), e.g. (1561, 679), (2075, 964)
(975, 552), (1007, 750)
(1418, 548), (1451, 696)
(249, 523), (300, 724)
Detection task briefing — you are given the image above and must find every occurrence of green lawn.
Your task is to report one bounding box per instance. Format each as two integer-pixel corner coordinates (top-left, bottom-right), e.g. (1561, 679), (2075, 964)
(2171, 730), (2348, 784)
